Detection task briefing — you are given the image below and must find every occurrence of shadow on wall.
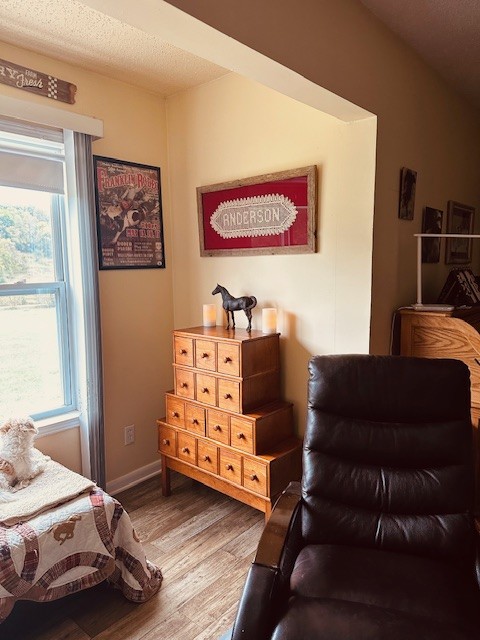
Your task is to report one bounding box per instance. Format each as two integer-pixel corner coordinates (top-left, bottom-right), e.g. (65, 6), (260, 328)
(279, 311), (312, 438)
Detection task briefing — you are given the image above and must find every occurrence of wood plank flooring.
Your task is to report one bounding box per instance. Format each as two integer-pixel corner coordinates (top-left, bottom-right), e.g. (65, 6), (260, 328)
(0, 473), (264, 640)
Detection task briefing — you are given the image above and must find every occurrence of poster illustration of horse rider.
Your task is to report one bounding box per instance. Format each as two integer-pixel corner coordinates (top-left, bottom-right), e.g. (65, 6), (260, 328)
(93, 156), (165, 270)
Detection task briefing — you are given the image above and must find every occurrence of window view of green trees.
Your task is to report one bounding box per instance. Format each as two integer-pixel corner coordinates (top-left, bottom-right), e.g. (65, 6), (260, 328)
(0, 203), (53, 284)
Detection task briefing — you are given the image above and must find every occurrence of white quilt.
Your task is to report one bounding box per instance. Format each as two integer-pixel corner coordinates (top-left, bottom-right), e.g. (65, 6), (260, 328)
(0, 487), (162, 622)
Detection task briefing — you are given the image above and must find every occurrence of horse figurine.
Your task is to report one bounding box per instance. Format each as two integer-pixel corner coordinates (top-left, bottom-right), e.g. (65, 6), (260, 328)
(212, 284), (257, 332)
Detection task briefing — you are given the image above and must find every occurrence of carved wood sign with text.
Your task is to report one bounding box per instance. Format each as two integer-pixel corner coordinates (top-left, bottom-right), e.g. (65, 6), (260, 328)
(0, 59), (77, 104)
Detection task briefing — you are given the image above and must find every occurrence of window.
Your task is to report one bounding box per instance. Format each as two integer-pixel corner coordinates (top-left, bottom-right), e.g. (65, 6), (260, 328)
(0, 124), (76, 422)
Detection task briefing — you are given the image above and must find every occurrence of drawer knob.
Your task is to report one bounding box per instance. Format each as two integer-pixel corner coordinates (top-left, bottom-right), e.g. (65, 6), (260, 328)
(203, 455), (210, 462)
(223, 356), (232, 363)
(180, 349), (187, 355)
(181, 382), (188, 388)
(192, 418), (199, 425)
(172, 411), (179, 418)
(182, 447), (189, 454)
(237, 432), (245, 440)
(162, 439), (169, 446)
(226, 464), (233, 471)
(224, 393), (232, 399)
(201, 387), (209, 394)
(201, 352), (209, 359)
(213, 424), (221, 431)
(250, 474), (258, 481)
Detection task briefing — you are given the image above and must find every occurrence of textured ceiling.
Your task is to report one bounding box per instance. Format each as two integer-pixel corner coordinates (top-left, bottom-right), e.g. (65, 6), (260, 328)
(0, 0), (479, 109)
(0, 0), (227, 96)
(358, 0), (480, 108)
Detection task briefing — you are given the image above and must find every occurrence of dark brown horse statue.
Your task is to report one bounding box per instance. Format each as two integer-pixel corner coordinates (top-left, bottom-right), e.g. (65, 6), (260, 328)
(212, 284), (257, 332)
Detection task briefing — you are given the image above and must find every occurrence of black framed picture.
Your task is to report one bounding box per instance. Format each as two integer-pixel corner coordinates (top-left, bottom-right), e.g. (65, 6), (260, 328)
(421, 207), (443, 263)
(398, 167), (417, 220)
(93, 156), (165, 270)
(445, 200), (475, 264)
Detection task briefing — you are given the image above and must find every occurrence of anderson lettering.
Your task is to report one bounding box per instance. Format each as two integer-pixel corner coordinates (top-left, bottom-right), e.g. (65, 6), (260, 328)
(222, 207), (280, 228)
(210, 193), (297, 239)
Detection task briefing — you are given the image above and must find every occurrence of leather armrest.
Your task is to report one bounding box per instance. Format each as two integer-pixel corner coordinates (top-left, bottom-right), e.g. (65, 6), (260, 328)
(231, 564), (278, 640)
(231, 482), (303, 640)
(254, 481), (302, 570)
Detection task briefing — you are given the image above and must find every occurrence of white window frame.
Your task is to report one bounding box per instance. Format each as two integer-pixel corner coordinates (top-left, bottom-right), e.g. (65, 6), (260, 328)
(0, 101), (104, 481)
(0, 128), (78, 424)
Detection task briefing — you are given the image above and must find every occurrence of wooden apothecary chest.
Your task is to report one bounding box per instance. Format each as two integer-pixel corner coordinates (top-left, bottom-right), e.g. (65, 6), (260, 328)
(157, 326), (302, 520)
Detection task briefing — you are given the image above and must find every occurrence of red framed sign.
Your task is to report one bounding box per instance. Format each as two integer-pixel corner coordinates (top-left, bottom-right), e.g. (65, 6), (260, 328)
(197, 166), (317, 256)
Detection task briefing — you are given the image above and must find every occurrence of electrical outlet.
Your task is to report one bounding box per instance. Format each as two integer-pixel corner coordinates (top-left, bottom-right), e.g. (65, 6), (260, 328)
(124, 424), (135, 445)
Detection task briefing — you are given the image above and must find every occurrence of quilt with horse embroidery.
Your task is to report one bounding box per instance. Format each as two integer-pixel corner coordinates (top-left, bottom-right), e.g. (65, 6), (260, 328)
(0, 488), (162, 622)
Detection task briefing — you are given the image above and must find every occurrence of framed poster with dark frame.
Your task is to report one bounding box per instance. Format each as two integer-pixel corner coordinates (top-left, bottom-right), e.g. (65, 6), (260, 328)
(197, 165), (317, 257)
(93, 156), (165, 270)
(445, 200), (475, 265)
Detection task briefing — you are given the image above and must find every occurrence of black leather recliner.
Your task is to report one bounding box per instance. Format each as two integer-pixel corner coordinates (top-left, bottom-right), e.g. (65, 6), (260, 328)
(229, 355), (480, 640)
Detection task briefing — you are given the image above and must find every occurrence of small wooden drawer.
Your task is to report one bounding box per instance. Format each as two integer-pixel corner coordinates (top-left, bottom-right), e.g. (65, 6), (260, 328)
(220, 449), (242, 485)
(197, 440), (218, 474)
(196, 373), (217, 406)
(174, 336), (194, 367)
(217, 343), (240, 377)
(243, 458), (268, 496)
(207, 409), (230, 445)
(166, 395), (185, 428)
(218, 378), (240, 412)
(195, 339), (216, 371)
(177, 432), (196, 464)
(185, 403), (205, 436)
(158, 425), (176, 456)
(230, 417), (254, 454)
(175, 368), (195, 399)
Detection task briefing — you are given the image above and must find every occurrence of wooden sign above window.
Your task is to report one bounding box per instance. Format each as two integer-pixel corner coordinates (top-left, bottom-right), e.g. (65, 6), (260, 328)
(0, 58), (76, 104)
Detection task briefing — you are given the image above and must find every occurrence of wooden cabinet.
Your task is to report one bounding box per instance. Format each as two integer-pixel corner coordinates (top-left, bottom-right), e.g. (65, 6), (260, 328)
(158, 326), (302, 520)
(399, 308), (480, 510)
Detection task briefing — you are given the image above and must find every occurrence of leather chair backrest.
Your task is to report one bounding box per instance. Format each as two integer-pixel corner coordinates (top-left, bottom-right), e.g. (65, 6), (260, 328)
(303, 355), (475, 560)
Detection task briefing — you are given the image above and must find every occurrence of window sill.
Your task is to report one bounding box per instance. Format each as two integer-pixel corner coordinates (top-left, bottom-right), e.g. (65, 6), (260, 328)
(35, 411), (81, 438)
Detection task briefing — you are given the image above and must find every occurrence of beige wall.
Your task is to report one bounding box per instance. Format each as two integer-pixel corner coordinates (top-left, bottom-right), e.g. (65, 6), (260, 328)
(167, 73), (376, 432)
(165, 0), (480, 353)
(0, 42), (173, 481)
(35, 428), (82, 472)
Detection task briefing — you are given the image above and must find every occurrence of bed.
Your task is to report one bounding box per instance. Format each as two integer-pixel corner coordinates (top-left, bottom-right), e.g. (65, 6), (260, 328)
(0, 455), (162, 623)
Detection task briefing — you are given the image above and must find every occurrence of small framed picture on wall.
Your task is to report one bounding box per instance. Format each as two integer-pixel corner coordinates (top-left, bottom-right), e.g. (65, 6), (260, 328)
(398, 167), (417, 220)
(445, 200), (475, 264)
(421, 207), (443, 263)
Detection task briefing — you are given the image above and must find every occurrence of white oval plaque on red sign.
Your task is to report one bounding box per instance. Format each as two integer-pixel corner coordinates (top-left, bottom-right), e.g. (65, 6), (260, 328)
(210, 194), (297, 239)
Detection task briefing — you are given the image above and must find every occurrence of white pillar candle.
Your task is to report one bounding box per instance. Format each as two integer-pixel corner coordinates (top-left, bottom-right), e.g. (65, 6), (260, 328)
(203, 304), (217, 327)
(262, 308), (277, 334)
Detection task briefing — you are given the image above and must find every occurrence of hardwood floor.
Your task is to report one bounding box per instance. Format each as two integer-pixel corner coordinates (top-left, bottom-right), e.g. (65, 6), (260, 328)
(0, 473), (264, 640)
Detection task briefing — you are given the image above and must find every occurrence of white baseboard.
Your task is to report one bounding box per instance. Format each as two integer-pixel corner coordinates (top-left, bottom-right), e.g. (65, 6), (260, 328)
(106, 459), (162, 496)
